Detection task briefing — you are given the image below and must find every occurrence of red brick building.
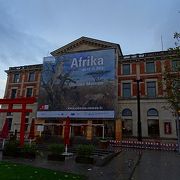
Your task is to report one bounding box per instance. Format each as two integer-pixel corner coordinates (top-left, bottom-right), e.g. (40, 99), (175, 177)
(0, 37), (179, 140)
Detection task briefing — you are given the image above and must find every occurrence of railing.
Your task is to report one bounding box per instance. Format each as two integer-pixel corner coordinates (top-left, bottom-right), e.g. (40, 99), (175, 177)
(109, 140), (178, 151)
(123, 50), (176, 60)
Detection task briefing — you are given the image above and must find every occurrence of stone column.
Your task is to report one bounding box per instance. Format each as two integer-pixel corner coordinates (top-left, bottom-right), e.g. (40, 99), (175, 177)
(86, 120), (92, 140)
(115, 118), (122, 141)
(35, 119), (44, 136)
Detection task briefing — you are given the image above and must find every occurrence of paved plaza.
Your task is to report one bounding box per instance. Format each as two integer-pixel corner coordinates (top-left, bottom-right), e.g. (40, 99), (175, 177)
(1, 148), (180, 180)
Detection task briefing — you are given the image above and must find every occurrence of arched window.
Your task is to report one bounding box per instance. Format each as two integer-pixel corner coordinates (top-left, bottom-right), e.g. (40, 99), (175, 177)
(147, 108), (158, 116)
(122, 108), (132, 116)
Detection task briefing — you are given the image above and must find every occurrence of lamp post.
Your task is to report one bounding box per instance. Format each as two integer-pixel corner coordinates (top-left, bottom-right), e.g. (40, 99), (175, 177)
(136, 79), (142, 141)
(136, 63), (142, 141)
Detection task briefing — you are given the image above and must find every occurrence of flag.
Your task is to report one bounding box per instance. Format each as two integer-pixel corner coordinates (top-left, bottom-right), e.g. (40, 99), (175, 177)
(28, 119), (35, 139)
(64, 116), (70, 145)
(0, 119), (9, 139)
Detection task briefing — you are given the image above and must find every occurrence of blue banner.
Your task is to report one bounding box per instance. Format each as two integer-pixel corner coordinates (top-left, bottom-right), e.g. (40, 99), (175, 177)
(38, 49), (116, 118)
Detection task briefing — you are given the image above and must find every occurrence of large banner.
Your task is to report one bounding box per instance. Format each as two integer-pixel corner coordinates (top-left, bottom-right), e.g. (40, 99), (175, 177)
(37, 48), (116, 118)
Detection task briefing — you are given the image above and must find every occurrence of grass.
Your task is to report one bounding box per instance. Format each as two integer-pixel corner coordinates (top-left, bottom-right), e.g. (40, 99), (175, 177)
(0, 161), (86, 180)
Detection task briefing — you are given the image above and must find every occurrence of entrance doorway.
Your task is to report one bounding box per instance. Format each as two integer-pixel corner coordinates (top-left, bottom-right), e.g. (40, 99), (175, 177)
(148, 119), (159, 137)
(122, 119), (132, 136)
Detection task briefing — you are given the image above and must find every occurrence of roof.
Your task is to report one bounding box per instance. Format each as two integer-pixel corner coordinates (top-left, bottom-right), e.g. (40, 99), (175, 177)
(50, 36), (123, 56)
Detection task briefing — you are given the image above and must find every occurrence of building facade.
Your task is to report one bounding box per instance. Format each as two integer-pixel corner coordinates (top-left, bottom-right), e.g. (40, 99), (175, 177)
(119, 52), (179, 139)
(0, 37), (179, 140)
(0, 64), (42, 137)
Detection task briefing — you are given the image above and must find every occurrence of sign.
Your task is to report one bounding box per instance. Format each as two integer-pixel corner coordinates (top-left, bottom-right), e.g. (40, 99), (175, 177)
(164, 122), (171, 134)
(37, 125), (44, 132)
(37, 49), (116, 118)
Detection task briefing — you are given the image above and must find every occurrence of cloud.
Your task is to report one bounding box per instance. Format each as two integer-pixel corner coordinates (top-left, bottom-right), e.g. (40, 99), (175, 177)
(0, 78), (6, 98)
(0, 3), (54, 98)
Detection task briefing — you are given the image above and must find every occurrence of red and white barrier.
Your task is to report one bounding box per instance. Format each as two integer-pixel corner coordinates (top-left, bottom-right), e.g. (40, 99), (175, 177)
(109, 140), (178, 151)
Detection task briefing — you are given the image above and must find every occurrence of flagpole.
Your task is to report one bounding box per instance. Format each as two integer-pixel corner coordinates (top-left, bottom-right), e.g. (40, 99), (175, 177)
(29, 139), (32, 146)
(65, 144), (68, 154)
(2, 139), (5, 149)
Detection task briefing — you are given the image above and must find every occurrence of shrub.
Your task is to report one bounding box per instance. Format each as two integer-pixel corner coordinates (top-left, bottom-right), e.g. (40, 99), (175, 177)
(21, 143), (37, 154)
(77, 144), (95, 157)
(48, 144), (64, 155)
(3, 140), (20, 156)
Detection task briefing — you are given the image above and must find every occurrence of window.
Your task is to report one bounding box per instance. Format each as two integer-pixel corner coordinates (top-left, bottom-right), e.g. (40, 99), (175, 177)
(148, 119), (159, 137)
(28, 72), (35, 82)
(147, 81), (156, 97)
(122, 64), (130, 75)
(26, 88), (33, 97)
(147, 108), (159, 137)
(122, 108), (132, 116)
(11, 89), (17, 99)
(146, 62), (155, 73)
(122, 108), (132, 136)
(13, 73), (20, 83)
(122, 83), (131, 98)
(147, 108), (158, 116)
(172, 60), (180, 71)
(7, 112), (13, 116)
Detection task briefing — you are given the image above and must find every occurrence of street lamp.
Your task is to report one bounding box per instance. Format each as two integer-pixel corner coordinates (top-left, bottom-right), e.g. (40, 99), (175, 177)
(136, 63), (142, 141)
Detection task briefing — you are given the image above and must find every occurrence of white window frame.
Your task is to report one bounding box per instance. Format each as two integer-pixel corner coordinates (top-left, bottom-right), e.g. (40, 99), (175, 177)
(122, 63), (131, 75)
(145, 61), (156, 73)
(121, 80), (132, 98)
(25, 86), (33, 97)
(145, 79), (158, 97)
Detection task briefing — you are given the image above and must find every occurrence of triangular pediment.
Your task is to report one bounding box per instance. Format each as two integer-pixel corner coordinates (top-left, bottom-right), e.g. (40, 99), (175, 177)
(50, 36), (123, 56)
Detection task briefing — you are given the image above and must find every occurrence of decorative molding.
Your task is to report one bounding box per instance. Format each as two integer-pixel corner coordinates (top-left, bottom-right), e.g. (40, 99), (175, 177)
(50, 36), (122, 56)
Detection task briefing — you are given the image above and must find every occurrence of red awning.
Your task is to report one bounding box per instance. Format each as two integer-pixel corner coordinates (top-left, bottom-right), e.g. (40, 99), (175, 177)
(0, 119), (9, 139)
(64, 116), (70, 145)
(28, 119), (35, 139)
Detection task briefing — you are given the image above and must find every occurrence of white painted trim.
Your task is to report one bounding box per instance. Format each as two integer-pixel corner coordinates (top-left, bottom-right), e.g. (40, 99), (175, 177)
(121, 80), (132, 97)
(121, 63), (131, 75)
(145, 79), (158, 96)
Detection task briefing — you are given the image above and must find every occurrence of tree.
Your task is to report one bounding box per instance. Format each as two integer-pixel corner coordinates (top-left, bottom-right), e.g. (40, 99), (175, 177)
(86, 70), (110, 82)
(164, 61), (180, 112)
(165, 32), (180, 112)
(40, 60), (75, 110)
(169, 32), (180, 51)
(164, 32), (180, 153)
(174, 32), (180, 47)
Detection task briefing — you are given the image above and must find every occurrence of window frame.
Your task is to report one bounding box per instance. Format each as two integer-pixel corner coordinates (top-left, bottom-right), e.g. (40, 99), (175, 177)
(13, 73), (20, 83)
(122, 64), (130, 75)
(122, 82), (131, 98)
(28, 72), (35, 82)
(146, 61), (155, 73)
(172, 60), (180, 71)
(147, 108), (159, 117)
(26, 87), (33, 97)
(11, 88), (17, 99)
(122, 108), (132, 116)
(147, 81), (156, 97)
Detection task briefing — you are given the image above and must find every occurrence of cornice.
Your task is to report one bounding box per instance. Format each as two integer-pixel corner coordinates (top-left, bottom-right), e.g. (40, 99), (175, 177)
(50, 36), (123, 56)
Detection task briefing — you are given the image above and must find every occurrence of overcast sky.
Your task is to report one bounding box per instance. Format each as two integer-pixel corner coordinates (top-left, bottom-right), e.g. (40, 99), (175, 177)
(0, 0), (179, 98)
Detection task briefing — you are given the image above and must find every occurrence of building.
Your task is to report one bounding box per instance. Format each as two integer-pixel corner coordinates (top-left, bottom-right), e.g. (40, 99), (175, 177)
(0, 36), (179, 140)
(0, 64), (42, 137)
